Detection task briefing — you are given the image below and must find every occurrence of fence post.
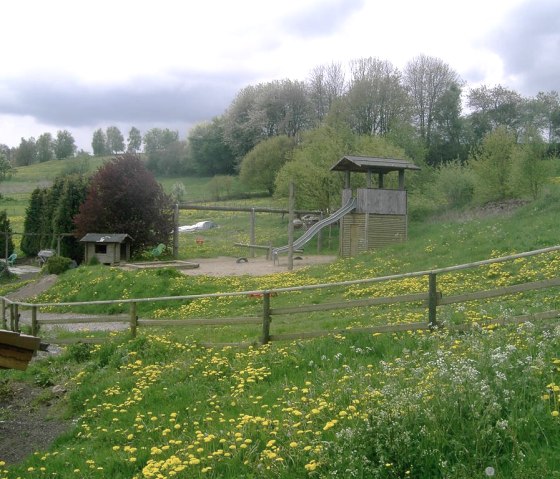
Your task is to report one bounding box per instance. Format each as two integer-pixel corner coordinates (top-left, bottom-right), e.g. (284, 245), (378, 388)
(428, 273), (438, 329)
(14, 303), (19, 332)
(1, 298), (6, 330)
(261, 292), (271, 345)
(31, 306), (39, 336)
(130, 302), (138, 338)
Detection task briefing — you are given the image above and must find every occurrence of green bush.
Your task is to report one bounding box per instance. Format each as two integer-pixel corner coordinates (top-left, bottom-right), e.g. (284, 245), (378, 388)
(44, 256), (74, 275)
(435, 160), (476, 208)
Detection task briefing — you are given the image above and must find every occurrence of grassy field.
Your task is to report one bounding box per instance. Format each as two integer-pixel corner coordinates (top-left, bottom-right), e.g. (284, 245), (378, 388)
(1, 165), (560, 477)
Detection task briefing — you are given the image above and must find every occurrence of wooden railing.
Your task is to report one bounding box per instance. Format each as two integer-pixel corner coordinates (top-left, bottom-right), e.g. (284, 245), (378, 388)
(1, 245), (560, 347)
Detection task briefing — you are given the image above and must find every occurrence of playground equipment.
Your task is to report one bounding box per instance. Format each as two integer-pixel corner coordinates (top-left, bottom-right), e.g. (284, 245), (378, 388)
(272, 197), (357, 259)
(273, 155), (420, 259)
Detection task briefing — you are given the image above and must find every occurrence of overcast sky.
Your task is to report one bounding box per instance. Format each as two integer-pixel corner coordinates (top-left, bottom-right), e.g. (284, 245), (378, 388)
(0, 0), (558, 152)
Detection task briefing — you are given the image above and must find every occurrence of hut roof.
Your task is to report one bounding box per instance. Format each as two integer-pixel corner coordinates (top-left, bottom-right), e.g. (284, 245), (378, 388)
(330, 156), (421, 174)
(79, 233), (133, 244)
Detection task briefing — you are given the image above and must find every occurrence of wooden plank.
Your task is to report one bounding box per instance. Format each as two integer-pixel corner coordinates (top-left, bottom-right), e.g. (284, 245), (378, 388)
(0, 345), (34, 361)
(439, 277), (560, 305)
(0, 356), (29, 371)
(0, 330), (41, 350)
(138, 316), (262, 326)
(38, 315), (129, 325)
(269, 322), (429, 342)
(271, 292), (428, 316)
(199, 341), (259, 349)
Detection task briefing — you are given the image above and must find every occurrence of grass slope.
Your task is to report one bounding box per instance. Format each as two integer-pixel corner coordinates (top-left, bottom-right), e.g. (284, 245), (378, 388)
(1, 185), (560, 477)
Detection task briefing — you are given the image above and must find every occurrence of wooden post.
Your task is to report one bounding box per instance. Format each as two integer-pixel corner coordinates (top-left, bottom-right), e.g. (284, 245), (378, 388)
(317, 211), (323, 253)
(288, 182), (295, 271)
(57, 235), (61, 256)
(12, 304), (19, 333)
(250, 208), (256, 258)
(1, 298), (6, 330)
(261, 292), (271, 345)
(4, 232), (8, 263)
(31, 306), (38, 336)
(173, 204), (179, 259)
(130, 302), (138, 338)
(428, 273), (438, 329)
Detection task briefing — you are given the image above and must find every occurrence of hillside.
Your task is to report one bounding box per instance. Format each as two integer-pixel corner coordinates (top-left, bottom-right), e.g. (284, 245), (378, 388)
(1, 166), (560, 477)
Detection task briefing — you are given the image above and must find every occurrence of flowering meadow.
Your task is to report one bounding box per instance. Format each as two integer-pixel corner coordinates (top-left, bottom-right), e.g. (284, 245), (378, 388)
(3, 187), (560, 477)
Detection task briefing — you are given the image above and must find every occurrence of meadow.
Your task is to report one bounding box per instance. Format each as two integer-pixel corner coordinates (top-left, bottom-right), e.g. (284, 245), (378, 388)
(0, 162), (560, 478)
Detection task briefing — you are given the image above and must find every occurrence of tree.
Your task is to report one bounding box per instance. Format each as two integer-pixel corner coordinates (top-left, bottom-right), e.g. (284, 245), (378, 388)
(51, 175), (89, 260)
(14, 137), (37, 166)
(187, 117), (236, 176)
(239, 135), (296, 194)
(73, 154), (174, 254)
(467, 85), (524, 141)
(512, 128), (549, 199)
(471, 127), (517, 202)
(21, 188), (46, 256)
(36, 133), (54, 162)
(143, 128), (184, 175)
(106, 126), (125, 154)
(0, 151), (14, 182)
(307, 62), (346, 124)
(403, 55), (461, 148)
(344, 57), (409, 136)
(0, 210), (15, 259)
(127, 127), (142, 153)
(91, 128), (108, 156)
(54, 130), (76, 159)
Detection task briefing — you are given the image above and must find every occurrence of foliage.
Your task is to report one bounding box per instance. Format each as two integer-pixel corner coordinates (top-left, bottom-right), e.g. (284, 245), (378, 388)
(36, 133), (54, 163)
(471, 127), (517, 203)
(170, 182), (186, 203)
(274, 126), (408, 210)
(207, 175), (234, 201)
(186, 117), (235, 176)
(21, 175), (88, 259)
(14, 136), (37, 166)
(239, 135), (295, 194)
(91, 128), (108, 156)
(106, 126), (125, 154)
(434, 160), (476, 208)
(73, 154), (175, 255)
(512, 130), (550, 199)
(143, 128), (185, 175)
(127, 127), (142, 153)
(0, 210), (15, 256)
(53, 129), (77, 159)
(43, 255), (74, 275)
(0, 151), (14, 181)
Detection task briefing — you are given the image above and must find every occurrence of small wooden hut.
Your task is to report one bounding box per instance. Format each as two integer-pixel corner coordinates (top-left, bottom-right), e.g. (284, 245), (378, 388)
(330, 156), (420, 257)
(80, 233), (133, 265)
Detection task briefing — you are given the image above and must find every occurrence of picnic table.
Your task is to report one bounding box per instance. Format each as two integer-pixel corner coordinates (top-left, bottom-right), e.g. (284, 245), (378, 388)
(37, 249), (55, 266)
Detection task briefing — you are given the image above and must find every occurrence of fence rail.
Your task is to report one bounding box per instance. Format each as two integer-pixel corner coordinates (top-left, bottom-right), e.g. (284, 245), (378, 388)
(1, 245), (560, 346)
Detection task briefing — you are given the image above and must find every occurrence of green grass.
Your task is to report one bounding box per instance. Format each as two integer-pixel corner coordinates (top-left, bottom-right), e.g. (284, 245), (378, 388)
(1, 168), (560, 477)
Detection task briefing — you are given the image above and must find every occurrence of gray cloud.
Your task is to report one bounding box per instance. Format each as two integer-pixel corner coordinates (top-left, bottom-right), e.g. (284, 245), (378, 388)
(283, 0), (364, 37)
(486, 0), (560, 95)
(0, 70), (249, 129)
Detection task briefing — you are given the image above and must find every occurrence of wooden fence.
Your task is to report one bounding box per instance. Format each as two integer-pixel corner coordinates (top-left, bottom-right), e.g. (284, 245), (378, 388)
(1, 245), (560, 347)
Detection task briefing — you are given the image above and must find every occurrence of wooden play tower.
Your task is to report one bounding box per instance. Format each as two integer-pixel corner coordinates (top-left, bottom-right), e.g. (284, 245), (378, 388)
(330, 156), (420, 258)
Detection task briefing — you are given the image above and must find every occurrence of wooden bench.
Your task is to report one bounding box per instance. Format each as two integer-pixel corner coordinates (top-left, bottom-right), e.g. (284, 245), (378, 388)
(0, 330), (42, 370)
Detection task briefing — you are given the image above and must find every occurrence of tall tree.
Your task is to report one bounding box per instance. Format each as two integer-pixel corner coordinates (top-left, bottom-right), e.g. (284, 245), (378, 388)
(74, 154), (174, 254)
(143, 128), (184, 175)
(0, 210), (15, 259)
(345, 57), (409, 136)
(307, 62), (346, 124)
(52, 175), (89, 260)
(0, 151), (14, 182)
(106, 126), (125, 154)
(91, 128), (108, 156)
(467, 85), (524, 141)
(54, 130), (76, 159)
(187, 117), (235, 176)
(127, 126), (142, 153)
(36, 133), (54, 163)
(14, 137), (37, 166)
(21, 188), (46, 256)
(403, 55), (461, 148)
